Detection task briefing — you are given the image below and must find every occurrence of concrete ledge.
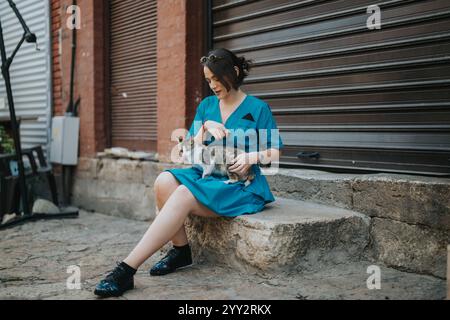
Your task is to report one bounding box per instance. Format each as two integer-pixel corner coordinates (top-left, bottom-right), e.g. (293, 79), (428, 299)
(186, 198), (371, 273)
(73, 179), (154, 221)
(75, 157), (186, 187)
(73, 158), (186, 220)
(267, 169), (450, 231)
(369, 218), (450, 279)
(75, 159), (450, 231)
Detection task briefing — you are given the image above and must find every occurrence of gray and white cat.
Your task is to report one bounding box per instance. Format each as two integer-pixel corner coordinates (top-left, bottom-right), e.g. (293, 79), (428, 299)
(177, 136), (255, 186)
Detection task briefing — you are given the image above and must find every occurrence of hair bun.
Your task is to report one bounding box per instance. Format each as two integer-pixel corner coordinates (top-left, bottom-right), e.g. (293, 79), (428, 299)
(239, 57), (251, 72)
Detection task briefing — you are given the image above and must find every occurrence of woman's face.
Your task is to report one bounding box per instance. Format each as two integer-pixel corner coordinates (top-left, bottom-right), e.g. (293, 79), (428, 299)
(204, 66), (230, 100)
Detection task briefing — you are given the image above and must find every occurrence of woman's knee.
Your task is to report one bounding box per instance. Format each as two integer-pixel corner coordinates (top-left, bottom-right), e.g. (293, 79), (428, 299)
(174, 185), (195, 202)
(156, 185), (196, 216)
(154, 172), (179, 195)
(154, 172), (180, 212)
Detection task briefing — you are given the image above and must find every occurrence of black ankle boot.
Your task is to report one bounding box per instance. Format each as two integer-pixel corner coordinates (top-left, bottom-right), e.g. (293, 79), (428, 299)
(150, 245), (193, 276)
(94, 262), (136, 298)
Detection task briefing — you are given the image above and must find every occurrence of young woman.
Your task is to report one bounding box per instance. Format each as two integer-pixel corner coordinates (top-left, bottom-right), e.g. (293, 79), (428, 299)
(94, 48), (284, 297)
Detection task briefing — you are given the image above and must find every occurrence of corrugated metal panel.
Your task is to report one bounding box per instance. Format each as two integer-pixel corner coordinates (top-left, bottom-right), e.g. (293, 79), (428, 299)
(110, 0), (158, 151)
(0, 0), (52, 153)
(212, 0), (450, 176)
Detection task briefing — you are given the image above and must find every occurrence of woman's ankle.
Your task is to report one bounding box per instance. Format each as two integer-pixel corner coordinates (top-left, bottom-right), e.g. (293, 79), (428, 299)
(121, 260), (138, 273)
(173, 243), (190, 250)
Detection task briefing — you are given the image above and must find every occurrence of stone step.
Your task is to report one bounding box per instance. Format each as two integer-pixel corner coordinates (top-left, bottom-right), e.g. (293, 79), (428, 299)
(265, 169), (450, 278)
(266, 168), (450, 232)
(186, 197), (371, 273)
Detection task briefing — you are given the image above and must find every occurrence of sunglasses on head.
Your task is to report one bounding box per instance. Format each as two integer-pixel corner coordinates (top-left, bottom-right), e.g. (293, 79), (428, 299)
(200, 54), (223, 64)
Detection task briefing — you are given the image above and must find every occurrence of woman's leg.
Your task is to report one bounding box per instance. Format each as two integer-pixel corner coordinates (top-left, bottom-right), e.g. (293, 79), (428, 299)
(153, 172), (188, 246)
(123, 182), (219, 269)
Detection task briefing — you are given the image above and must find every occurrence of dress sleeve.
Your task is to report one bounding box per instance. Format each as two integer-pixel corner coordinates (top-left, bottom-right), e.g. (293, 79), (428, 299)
(257, 103), (284, 150)
(186, 98), (207, 139)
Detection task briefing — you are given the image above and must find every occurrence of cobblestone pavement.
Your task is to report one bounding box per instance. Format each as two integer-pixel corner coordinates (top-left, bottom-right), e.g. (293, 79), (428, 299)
(0, 211), (446, 300)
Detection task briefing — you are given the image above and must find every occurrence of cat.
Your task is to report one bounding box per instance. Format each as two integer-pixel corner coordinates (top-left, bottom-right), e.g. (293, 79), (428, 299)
(177, 136), (255, 187)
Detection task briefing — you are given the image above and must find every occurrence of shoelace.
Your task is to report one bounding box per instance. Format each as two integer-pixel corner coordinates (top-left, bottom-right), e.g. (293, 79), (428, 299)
(105, 262), (127, 282)
(159, 248), (184, 264)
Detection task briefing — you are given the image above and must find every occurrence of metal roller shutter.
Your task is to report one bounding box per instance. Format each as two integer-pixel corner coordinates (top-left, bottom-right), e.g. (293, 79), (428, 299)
(211, 0), (450, 176)
(0, 0), (52, 153)
(109, 0), (157, 151)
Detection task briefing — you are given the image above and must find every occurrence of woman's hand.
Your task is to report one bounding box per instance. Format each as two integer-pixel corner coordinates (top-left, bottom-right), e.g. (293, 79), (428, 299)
(204, 120), (230, 141)
(228, 152), (258, 176)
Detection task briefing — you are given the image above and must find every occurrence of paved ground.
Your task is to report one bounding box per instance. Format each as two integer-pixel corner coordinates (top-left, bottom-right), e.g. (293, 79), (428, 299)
(0, 211), (446, 300)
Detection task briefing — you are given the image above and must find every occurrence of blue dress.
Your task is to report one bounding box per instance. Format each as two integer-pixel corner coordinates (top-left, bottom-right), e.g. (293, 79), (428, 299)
(165, 95), (284, 217)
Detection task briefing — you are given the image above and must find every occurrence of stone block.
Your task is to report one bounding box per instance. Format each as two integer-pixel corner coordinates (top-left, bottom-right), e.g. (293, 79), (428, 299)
(352, 174), (450, 231)
(72, 178), (155, 221)
(266, 168), (356, 210)
(369, 218), (450, 278)
(96, 158), (145, 184)
(186, 198), (370, 272)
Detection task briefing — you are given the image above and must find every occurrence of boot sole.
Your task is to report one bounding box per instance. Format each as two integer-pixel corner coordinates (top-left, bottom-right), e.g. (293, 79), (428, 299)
(94, 283), (134, 298)
(149, 263), (194, 276)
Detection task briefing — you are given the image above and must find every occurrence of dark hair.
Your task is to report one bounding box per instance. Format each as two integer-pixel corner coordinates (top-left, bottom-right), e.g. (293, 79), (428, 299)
(200, 48), (252, 91)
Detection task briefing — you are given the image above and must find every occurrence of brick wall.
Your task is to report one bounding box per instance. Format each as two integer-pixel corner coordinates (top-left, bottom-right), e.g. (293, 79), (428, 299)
(156, 0), (206, 162)
(51, 0), (63, 116)
(51, 0), (205, 161)
(58, 0), (109, 157)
